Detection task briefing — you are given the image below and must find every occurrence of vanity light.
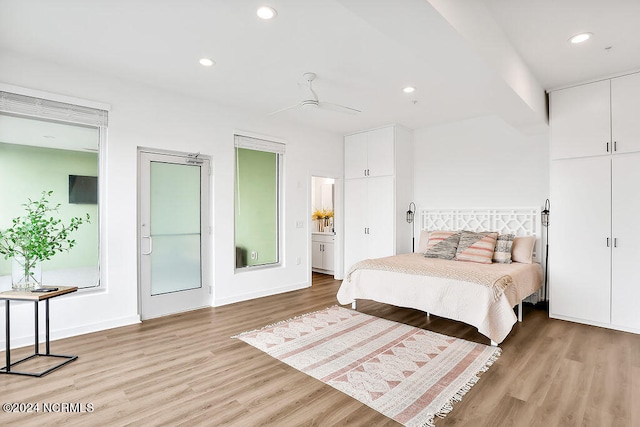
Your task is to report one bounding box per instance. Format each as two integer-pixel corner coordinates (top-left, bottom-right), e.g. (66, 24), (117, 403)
(199, 58), (215, 67)
(257, 6), (278, 20)
(569, 32), (592, 44)
(403, 86), (416, 93)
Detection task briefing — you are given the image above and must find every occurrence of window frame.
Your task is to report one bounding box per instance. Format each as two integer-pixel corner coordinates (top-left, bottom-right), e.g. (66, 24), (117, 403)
(233, 134), (285, 271)
(0, 84), (109, 289)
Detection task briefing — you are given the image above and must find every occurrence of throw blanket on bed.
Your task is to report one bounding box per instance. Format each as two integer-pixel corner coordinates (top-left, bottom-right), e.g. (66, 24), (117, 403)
(346, 253), (513, 302)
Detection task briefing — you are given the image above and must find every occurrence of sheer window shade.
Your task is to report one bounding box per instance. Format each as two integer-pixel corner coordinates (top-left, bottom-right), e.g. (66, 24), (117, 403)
(0, 91), (108, 127)
(234, 135), (285, 155)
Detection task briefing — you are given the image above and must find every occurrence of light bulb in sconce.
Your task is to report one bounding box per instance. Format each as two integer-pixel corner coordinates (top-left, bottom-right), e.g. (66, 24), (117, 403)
(406, 202), (416, 224)
(542, 199), (550, 227)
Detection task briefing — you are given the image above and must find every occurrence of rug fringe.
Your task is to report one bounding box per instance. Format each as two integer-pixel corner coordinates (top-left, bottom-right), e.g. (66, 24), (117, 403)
(428, 346), (502, 425)
(231, 305), (339, 339)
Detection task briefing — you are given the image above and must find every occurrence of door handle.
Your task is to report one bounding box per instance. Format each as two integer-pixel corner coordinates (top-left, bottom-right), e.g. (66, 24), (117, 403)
(142, 235), (153, 255)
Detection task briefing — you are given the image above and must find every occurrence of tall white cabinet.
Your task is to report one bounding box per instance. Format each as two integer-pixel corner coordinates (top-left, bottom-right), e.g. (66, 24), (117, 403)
(549, 71), (640, 333)
(343, 125), (413, 273)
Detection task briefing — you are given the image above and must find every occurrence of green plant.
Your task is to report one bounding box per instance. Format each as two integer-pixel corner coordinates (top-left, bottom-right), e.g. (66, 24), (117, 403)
(0, 190), (90, 285)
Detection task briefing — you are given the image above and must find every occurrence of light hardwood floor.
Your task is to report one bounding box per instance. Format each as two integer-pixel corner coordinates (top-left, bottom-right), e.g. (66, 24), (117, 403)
(1, 273), (639, 426)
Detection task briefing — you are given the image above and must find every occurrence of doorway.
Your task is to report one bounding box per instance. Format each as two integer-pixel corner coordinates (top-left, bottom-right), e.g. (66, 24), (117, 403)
(138, 150), (211, 319)
(311, 176), (336, 279)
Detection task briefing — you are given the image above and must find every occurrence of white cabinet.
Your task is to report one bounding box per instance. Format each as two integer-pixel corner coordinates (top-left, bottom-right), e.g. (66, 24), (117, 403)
(550, 73), (640, 333)
(344, 126), (395, 179)
(344, 125), (413, 272)
(344, 177), (395, 272)
(549, 157), (612, 323)
(550, 72), (640, 160)
(312, 233), (334, 273)
(611, 72), (640, 154)
(611, 154), (640, 330)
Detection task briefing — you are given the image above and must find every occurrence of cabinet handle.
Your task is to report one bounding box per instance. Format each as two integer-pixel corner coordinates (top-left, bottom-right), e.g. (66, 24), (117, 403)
(606, 142), (609, 153)
(607, 237), (610, 247)
(614, 141), (617, 152)
(614, 238), (618, 248)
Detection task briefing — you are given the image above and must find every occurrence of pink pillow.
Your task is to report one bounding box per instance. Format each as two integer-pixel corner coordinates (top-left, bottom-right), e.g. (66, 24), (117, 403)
(512, 235), (536, 263)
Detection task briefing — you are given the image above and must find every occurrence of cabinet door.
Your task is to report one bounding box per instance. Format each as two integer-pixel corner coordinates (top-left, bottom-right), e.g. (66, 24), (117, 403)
(344, 178), (368, 271)
(550, 80), (611, 159)
(611, 73), (640, 154)
(323, 242), (335, 272)
(366, 126), (395, 177)
(312, 241), (323, 269)
(611, 153), (640, 329)
(549, 157), (611, 324)
(366, 176), (395, 259)
(345, 132), (368, 179)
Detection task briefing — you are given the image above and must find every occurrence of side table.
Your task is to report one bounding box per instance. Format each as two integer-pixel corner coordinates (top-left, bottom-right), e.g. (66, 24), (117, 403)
(0, 286), (78, 377)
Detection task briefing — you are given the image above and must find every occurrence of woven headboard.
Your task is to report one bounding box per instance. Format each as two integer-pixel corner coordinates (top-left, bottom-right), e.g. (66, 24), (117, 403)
(419, 208), (541, 262)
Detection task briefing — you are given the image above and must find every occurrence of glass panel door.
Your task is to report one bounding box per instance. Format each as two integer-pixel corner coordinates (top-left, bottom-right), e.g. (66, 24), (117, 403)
(139, 151), (210, 319)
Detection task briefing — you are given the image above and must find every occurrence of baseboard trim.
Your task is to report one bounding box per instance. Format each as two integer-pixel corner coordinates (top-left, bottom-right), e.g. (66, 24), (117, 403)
(214, 281), (310, 307)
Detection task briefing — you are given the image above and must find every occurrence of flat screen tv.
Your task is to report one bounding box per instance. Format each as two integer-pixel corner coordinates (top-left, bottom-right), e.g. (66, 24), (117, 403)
(69, 175), (98, 204)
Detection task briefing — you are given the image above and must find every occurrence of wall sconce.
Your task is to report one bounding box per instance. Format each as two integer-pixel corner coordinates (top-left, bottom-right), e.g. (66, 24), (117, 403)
(407, 202), (416, 252)
(406, 202), (415, 224)
(539, 198), (550, 311)
(542, 199), (550, 227)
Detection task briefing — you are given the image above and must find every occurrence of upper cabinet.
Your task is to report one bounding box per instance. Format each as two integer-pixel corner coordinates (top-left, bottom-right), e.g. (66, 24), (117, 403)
(611, 73), (640, 154)
(344, 126), (395, 179)
(550, 72), (640, 160)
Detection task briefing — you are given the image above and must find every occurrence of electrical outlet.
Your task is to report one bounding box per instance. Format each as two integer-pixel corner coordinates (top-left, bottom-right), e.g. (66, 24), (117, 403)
(296, 256), (301, 265)
(250, 251), (258, 260)
(296, 220), (304, 228)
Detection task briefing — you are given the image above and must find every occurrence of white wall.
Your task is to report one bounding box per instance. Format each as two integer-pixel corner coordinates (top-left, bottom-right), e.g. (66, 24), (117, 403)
(0, 50), (344, 347)
(413, 115), (549, 210)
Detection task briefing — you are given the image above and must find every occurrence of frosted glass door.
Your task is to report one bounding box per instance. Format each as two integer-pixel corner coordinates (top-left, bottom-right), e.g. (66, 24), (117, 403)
(150, 162), (201, 295)
(139, 151), (210, 319)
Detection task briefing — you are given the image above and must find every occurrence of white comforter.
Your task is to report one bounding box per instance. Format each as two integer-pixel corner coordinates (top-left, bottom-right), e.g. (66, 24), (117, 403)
(337, 254), (543, 344)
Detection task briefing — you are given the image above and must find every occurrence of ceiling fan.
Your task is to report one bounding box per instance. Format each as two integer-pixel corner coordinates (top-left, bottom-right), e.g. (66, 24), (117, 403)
(269, 72), (361, 116)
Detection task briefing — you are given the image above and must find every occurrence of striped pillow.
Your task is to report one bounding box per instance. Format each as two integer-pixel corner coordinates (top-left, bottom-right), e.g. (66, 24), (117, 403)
(454, 231), (498, 264)
(424, 231), (460, 260)
(492, 234), (514, 264)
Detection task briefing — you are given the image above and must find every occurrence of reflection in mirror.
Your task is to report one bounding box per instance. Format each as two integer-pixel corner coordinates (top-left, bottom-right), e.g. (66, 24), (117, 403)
(0, 113), (100, 289)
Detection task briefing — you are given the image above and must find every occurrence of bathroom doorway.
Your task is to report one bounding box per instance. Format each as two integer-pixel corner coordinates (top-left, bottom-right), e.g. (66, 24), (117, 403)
(311, 176), (336, 278)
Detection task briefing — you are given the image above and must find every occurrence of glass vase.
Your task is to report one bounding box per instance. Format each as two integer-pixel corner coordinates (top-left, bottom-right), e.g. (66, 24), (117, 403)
(11, 256), (42, 290)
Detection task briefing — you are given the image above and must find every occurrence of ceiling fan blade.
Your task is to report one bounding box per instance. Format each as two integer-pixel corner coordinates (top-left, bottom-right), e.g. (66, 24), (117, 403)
(318, 101), (361, 115)
(267, 103), (300, 116)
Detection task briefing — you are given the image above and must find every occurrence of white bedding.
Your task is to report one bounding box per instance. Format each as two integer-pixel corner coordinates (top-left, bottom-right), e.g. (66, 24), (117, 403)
(336, 254), (543, 344)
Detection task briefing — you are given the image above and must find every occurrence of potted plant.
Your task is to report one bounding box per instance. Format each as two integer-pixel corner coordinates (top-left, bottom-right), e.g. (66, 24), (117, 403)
(0, 190), (90, 290)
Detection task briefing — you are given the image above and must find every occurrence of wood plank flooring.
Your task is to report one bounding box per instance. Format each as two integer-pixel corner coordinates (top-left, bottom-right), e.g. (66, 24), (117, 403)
(1, 272), (639, 426)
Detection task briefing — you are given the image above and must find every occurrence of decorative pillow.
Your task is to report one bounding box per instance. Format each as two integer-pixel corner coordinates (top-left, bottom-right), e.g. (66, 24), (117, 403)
(424, 231), (460, 260)
(454, 230), (498, 264)
(493, 234), (515, 264)
(416, 230), (430, 253)
(512, 235), (536, 264)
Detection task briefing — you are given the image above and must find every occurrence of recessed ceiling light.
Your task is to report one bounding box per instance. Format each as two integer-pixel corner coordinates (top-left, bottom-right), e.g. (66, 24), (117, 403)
(403, 86), (415, 93)
(569, 32), (592, 44)
(257, 6), (277, 20)
(199, 58), (215, 67)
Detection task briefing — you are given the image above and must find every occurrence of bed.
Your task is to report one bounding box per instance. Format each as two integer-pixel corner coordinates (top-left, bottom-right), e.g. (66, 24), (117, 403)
(337, 208), (544, 344)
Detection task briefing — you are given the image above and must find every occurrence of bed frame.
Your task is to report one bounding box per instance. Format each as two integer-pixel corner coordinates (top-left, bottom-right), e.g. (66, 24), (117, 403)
(351, 207), (543, 345)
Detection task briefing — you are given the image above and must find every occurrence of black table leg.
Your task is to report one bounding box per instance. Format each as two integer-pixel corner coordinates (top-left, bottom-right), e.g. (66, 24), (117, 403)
(34, 300), (39, 355)
(5, 300), (9, 373)
(45, 299), (50, 355)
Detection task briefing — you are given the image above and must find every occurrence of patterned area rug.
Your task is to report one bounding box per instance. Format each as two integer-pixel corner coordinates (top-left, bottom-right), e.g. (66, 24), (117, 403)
(233, 306), (501, 427)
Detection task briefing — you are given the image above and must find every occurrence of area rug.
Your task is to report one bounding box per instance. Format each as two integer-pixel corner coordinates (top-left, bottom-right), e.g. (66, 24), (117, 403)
(233, 306), (501, 427)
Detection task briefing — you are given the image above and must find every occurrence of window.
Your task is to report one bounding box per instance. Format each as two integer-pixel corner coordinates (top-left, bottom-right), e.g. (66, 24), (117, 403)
(234, 135), (284, 269)
(0, 91), (107, 289)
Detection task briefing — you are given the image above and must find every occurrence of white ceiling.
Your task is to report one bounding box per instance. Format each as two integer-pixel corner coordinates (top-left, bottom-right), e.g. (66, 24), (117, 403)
(0, 0), (638, 136)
